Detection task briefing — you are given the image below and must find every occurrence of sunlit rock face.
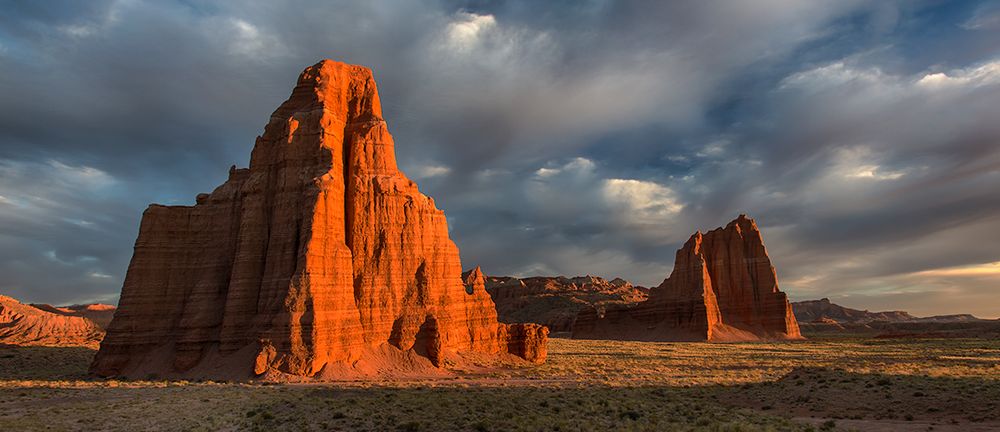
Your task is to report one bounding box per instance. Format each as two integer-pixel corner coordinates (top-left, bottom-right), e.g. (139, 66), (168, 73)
(0, 295), (107, 348)
(91, 60), (547, 380)
(572, 215), (801, 342)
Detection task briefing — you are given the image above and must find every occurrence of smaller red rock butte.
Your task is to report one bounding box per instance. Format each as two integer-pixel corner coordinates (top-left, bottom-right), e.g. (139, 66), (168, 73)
(91, 60), (546, 380)
(572, 215), (802, 341)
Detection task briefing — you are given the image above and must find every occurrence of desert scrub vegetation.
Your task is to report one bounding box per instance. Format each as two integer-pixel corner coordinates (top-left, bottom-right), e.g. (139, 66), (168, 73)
(0, 383), (812, 431)
(196, 386), (814, 432)
(1, 337), (998, 430)
(497, 337), (1000, 386)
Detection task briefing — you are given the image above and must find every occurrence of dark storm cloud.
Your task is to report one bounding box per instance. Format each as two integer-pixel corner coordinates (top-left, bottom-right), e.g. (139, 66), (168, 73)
(0, 0), (998, 317)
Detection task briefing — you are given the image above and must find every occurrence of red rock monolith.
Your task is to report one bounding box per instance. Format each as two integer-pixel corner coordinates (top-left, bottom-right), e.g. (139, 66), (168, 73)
(572, 215), (801, 341)
(91, 60), (547, 380)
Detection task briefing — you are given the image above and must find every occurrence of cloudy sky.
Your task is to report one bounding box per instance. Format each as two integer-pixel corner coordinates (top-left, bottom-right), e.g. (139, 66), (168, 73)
(1, 0), (998, 317)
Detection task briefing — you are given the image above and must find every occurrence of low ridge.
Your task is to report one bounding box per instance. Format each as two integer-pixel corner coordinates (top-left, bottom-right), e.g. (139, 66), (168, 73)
(482, 274), (648, 333)
(0, 295), (105, 348)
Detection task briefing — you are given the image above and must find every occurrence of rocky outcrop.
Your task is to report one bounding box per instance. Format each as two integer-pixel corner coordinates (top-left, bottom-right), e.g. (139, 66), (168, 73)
(792, 298), (915, 324)
(792, 298), (991, 337)
(461, 266), (549, 363)
(572, 215), (801, 341)
(483, 274), (648, 333)
(91, 60), (547, 380)
(30, 303), (116, 329)
(0, 295), (105, 348)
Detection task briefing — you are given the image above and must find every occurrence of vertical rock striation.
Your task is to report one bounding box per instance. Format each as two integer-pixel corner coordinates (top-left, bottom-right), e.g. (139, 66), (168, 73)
(91, 60), (546, 380)
(572, 215), (801, 341)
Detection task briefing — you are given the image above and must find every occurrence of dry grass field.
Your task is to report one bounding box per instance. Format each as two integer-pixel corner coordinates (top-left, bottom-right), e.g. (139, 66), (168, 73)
(1, 337), (998, 431)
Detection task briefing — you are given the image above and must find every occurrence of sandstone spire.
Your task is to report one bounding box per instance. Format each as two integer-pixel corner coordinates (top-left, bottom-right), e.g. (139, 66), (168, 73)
(91, 60), (546, 380)
(572, 215), (801, 341)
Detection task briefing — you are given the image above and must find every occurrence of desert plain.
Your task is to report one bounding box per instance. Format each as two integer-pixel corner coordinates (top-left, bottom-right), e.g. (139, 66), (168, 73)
(2, 334), (998, 432)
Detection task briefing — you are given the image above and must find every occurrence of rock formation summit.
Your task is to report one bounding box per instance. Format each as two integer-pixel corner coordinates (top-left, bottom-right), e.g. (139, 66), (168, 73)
(572, 215), (801, 341)
(91, 60), (547, 380)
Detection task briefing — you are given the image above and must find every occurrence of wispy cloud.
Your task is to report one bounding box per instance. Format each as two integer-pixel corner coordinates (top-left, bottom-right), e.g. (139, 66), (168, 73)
(914, 261), (1000, 277)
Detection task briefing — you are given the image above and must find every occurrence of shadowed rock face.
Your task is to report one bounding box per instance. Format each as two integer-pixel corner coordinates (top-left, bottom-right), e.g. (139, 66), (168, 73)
(572, 215), (801, 341)
(91, 60), (546, 380)
(482, 274), (649, 333)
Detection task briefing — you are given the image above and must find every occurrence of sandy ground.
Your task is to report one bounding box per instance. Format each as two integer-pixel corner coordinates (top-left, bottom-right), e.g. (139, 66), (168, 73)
(1, 336), (998, 431)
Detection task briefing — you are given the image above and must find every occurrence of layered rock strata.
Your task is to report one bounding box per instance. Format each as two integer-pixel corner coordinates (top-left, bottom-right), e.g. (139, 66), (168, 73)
(483, 274), (648, 333)
(0, 295), (105, 348)
(91, 60), (547, 380)
(463, 267), (549, 360)
(572, 215), (801, 341)
(30, 302), (116, 329)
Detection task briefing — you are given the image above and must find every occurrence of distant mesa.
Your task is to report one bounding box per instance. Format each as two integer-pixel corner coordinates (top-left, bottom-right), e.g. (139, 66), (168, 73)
(792, 298), (914, 324)
(482, 274), (649, 333)
(792, 298), (997, 338)
(90, 60), (547, 381)
(1, 295), (112, 348)
(792, 297), (986, 324)
(572, 215), (802, 341)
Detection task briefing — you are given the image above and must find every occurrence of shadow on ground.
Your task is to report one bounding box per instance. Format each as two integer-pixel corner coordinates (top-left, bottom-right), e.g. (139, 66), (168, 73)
(716, 366), (1000, 428)
(0, 345), (95, 380)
